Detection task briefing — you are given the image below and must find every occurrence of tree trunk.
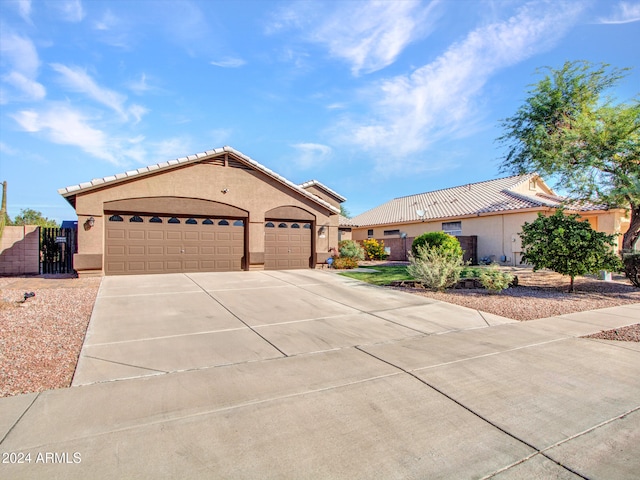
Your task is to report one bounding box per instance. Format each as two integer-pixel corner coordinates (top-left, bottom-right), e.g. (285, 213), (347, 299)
(569, 275), (575, 293)
(622, 202), (640, 252)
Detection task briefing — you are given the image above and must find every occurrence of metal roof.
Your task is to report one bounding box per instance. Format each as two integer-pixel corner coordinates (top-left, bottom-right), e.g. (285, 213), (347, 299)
(350, 174), (607, 227)
(58, 146), (341, 214)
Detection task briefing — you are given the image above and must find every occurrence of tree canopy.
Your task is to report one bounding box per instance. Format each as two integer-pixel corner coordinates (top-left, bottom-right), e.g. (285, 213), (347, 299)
(11, 208), (59, 228)
(520, 209), (622, 292)
(498, 61), (640, 251)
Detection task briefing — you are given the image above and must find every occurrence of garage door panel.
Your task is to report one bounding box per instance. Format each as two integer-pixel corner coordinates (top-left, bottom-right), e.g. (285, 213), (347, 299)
(105, 214), (244, 275)
(265, 220), (311, 270)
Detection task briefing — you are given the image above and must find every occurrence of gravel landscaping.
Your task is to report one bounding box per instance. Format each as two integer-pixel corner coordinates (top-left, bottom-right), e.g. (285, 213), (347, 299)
(1, 269), (638, 398)
(0, 276), (100, 397)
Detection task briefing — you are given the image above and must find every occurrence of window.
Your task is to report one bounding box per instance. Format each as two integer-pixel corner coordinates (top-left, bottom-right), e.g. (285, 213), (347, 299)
(367, 229), (373, 238)
(186, 218), (197, 224)
(291, 223), (300, 229)
(108, 215), (123, 222)
(442, 221), (462, 236)
(278, 223), (288, 228)
(149, 216), (162, 223)
(233, 220), (244, 227)
(383, 229), (400, 236)
(218, 219), (229, 226)
(203, 219), (214, 225)
(130, 215), (143, 223)
(265, 222), (275, 228)
(303, 223), (311, 229)
(168, 217), (180, 224)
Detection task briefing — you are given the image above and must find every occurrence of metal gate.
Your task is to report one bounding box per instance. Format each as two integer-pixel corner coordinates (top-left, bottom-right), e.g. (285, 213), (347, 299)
(40, 227), (77, 274)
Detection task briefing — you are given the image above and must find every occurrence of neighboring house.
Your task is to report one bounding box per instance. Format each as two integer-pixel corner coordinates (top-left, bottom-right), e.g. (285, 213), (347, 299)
(58, 146), (344, 276)
(350, 174), (629, 265)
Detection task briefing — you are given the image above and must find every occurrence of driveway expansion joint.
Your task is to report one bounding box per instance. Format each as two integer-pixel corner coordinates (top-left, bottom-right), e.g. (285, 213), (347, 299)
(354, 345), (588, 480)
(0, 392), (40, 446)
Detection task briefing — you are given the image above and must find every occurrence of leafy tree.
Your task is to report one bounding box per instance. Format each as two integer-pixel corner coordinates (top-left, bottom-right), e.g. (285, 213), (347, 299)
(519, 209), (623, 292)
(11, 208), (59, 228)
(498, 61), (640, 252)
(340, 205), (351, 218)
(411, 231), (462, 259)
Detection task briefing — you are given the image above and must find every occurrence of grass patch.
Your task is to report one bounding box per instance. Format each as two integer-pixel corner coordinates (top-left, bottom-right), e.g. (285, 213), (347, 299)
(339, 265), (488, 286)
(338, 266), (412, 285)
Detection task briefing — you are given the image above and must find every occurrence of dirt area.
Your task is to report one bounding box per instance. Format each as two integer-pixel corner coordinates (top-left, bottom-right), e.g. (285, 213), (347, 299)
(0, 275), (100, 397)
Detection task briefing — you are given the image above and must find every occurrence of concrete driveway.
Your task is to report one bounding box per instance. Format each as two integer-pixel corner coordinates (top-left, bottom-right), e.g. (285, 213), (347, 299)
(1, 270), (639, 479)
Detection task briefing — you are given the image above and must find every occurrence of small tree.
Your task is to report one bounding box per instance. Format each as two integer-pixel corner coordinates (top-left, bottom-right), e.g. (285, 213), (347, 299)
(411, 231), (462, 259)
(11, 208), (59, 228)
(520, 209), (623, 292)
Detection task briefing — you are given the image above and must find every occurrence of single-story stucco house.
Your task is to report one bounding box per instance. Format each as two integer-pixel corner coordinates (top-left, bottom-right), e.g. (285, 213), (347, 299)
(348, 173), (630, 265)
(58, 146), (345, 276)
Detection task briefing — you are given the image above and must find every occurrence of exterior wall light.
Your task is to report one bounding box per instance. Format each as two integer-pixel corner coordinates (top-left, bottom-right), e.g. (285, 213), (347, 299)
(84, 216), (95, 231)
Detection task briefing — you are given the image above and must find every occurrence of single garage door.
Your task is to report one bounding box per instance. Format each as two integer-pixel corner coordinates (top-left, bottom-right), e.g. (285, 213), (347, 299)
(105, 214), (244, 275)
(264, 221), (312, 270)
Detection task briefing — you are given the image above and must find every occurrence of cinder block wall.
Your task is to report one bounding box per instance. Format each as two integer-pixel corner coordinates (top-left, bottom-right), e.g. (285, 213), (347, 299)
(0, 225), (40, 275)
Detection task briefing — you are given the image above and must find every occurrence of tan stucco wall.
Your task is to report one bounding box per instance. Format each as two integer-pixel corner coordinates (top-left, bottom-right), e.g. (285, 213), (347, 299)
(0, 225), (39, 275)
(72, 159), (339, 274)
(352, 208), (627, 266)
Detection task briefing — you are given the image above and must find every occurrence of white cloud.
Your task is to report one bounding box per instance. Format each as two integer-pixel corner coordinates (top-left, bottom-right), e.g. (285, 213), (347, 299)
(12, 105), (117, 163)
(210, 58), (246, 68)
(51, 63), (147, 122)
(336, 1), (584, 169)
(598, 1), (640, 24)
(290, 143), (332, 169)
(94, 9), (118, 31)
(15, 0), (32, 23)
(2, 71), (45, 100)
(0, 141), (18, 155)
(53, 0), (85, 22)
(0, 32), (45, 102)
(269, 0), (440, 75)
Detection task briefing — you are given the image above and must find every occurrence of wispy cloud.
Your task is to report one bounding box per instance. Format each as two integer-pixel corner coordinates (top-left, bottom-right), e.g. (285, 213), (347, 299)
(335, 0), (584, 172)
(11, 103), (152, 165)
(14, 0), (32, 23)
(51, 63), (147, 122)
(0, 32), (45, 102)
(290, 143), (332, 169)
(53, 0), (85, 23)
(210, 57), (246, 68)
(12, 104), (116, 163)
(268, 0), (440, 75)
(598, 1), (640, 24)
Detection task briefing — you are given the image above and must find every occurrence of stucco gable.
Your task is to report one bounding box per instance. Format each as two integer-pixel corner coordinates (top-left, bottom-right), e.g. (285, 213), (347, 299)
(58, 146), (341, 214)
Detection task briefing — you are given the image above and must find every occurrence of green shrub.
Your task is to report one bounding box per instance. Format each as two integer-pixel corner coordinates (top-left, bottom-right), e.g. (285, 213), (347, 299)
(338, 240), (365, 261)
(362, 238), (388, 260)
(479, 265), (514, 294)
(411, 232), (462, 259)
(331, 256), (359, 269)
(623, 251), (640, 288)
(407, 245), (464, 291)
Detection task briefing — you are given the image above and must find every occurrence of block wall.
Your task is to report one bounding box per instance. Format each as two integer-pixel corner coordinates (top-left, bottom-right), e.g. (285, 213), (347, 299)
(0, 225), (40, 275)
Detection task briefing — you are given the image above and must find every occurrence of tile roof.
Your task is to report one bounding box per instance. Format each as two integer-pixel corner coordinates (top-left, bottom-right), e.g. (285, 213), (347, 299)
(339, 215), (357, 227)
(58, 146), (341, 214)
(351, 174), (608, 227)
(299, 180), (347, 202)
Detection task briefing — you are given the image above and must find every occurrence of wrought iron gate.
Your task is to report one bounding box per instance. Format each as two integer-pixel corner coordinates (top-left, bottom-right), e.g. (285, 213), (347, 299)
(40, 227), (77, 274)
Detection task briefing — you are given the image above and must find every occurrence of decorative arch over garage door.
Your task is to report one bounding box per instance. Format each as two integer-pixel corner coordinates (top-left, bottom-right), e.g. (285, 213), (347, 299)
(264, 205), (315, 270)
(104, 197), (247, 275)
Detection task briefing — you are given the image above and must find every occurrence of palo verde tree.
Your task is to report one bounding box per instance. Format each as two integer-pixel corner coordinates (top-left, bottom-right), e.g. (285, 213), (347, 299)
(11, 208), (59, 228)
(520, 209), (622, 292)
(498, 61), (640, 252)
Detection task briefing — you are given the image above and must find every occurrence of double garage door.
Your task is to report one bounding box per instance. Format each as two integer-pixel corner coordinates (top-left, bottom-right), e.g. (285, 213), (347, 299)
(105, 214), (244, 275)
(105, 214), (313, 275)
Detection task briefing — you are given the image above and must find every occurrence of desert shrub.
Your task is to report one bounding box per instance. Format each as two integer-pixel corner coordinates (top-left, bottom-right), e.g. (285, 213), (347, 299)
(331, 256), (359, 269)
(411, 232), (462, 259)
(623, 251), (640, 288)
(407, 245), (464, 291)
(479, 265), (514, 294)
(362, 238), (388, 260)
(338, 240), (365, 261)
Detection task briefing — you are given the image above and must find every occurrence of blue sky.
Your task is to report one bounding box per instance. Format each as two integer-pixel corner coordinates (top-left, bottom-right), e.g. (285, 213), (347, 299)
(1, 0), (639, 223)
